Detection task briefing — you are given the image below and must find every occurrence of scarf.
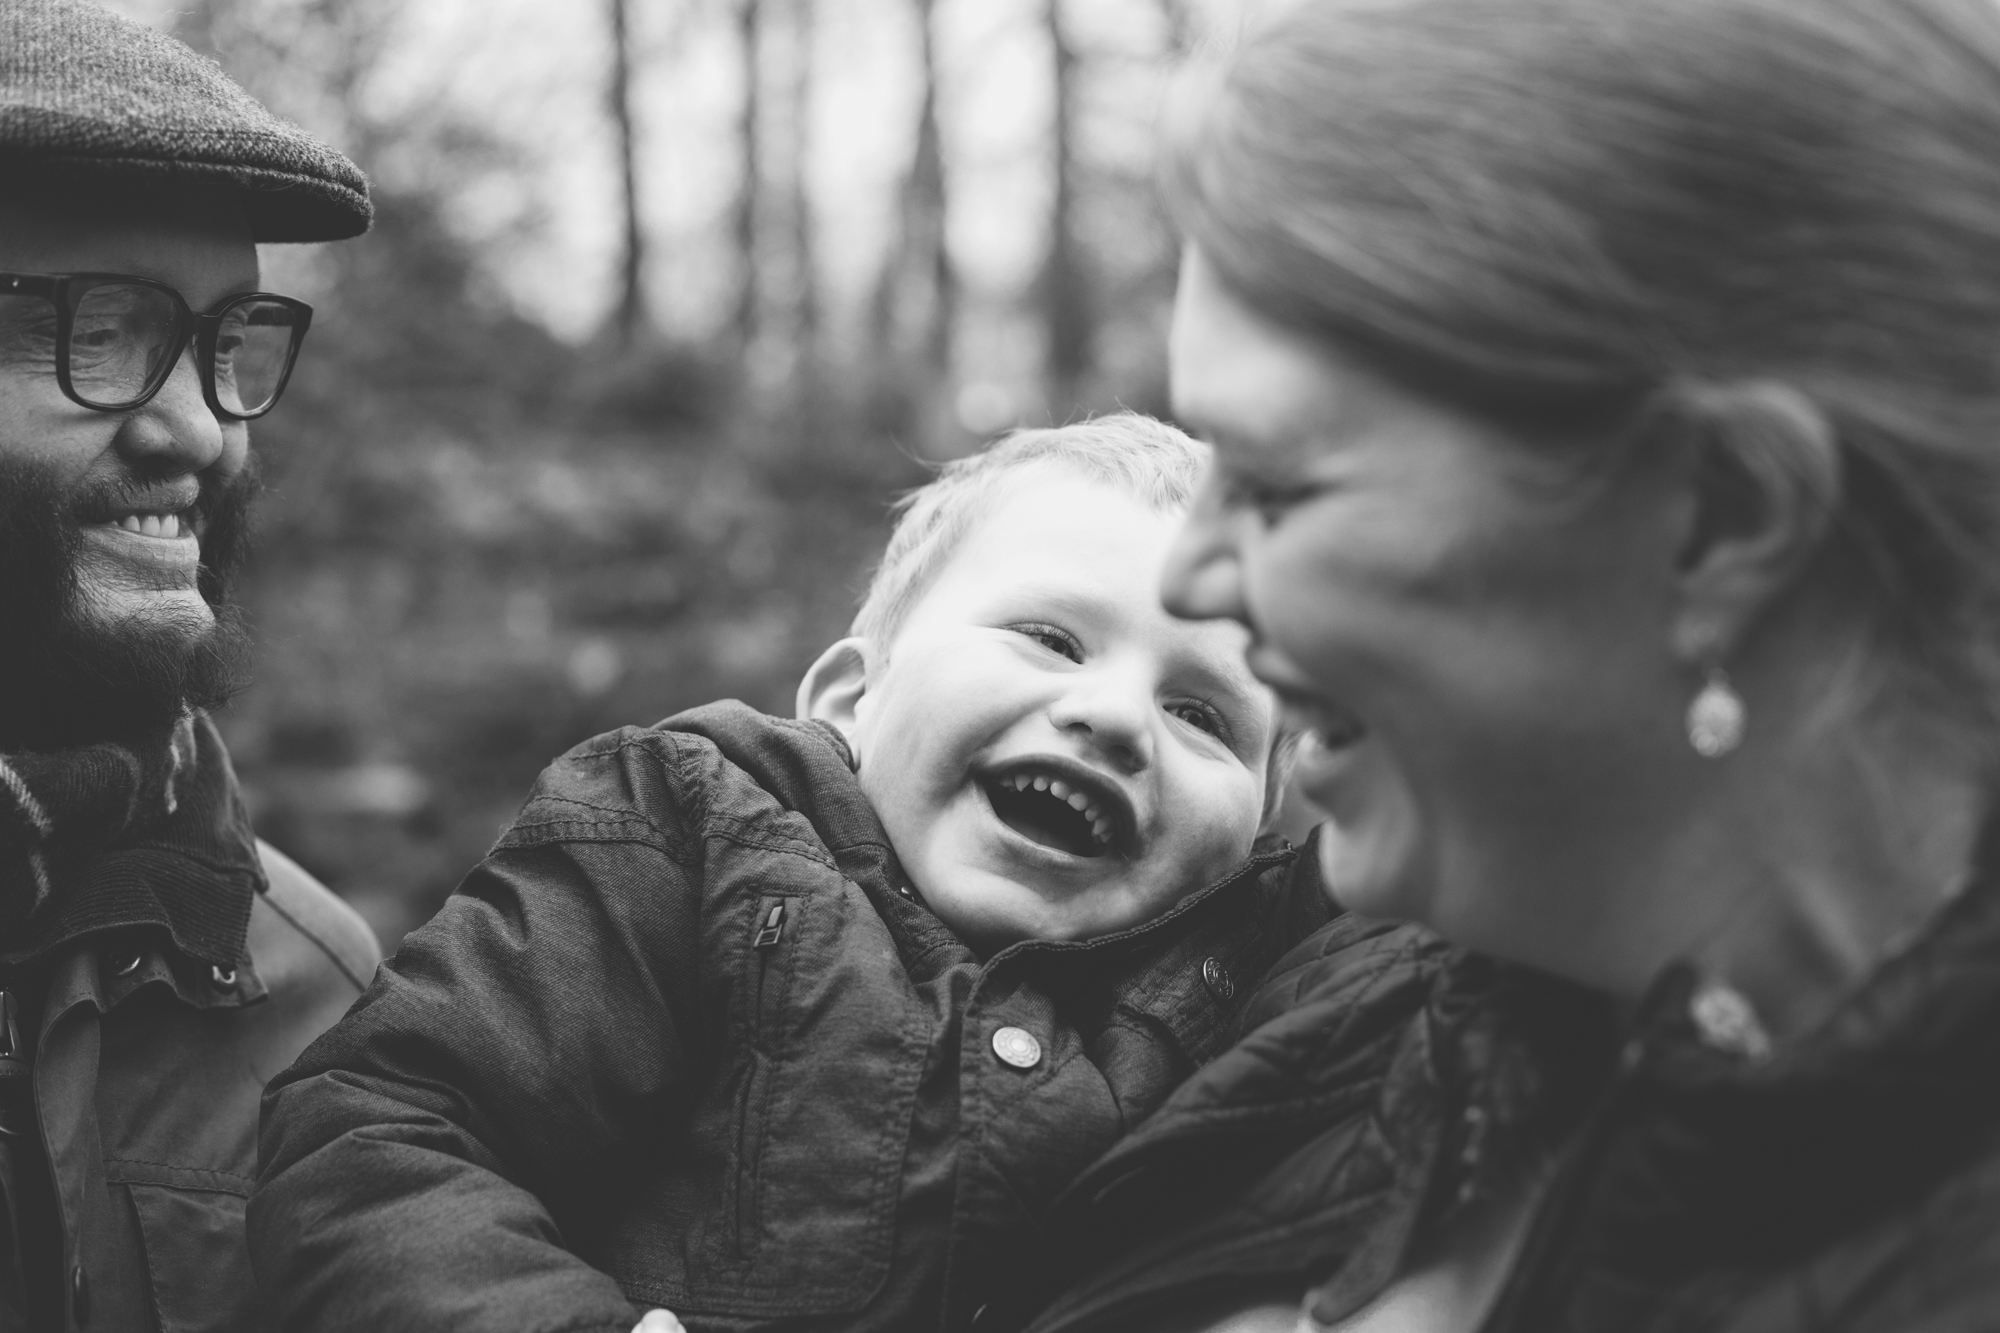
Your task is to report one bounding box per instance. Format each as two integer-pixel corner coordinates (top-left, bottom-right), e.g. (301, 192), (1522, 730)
(0, 711), (263, 969)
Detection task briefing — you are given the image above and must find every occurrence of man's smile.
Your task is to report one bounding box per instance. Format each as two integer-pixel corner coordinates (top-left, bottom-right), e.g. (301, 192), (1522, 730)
(106, 510), (193, 540)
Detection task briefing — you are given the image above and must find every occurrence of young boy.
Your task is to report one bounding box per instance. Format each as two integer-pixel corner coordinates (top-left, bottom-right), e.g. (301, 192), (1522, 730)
(249, 415), (1329, 1333)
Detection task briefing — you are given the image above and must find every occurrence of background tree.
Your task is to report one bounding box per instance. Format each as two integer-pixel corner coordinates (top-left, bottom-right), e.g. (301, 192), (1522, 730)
(607, 0), (648, 346)
(101, 0), (1237, 942)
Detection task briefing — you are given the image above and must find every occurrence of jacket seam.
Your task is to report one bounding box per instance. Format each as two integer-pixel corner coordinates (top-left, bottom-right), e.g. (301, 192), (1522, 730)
(520, 794), (656, 822)
(502, 820), (685, 856)
(102, 1156), (254, 1182)
(255, 888), (369, 991)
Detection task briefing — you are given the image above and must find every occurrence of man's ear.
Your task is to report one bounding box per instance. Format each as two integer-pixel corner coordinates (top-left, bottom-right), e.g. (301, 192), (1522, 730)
(1664, 381), (1841, 666)
(797, 636), (873, 756)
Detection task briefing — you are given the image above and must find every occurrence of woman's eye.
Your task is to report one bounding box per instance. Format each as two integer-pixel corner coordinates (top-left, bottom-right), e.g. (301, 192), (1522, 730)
(1014, 624), (1083, 663)
(1222, 472), (1322, 525)
(1167, 700), (1227, 740)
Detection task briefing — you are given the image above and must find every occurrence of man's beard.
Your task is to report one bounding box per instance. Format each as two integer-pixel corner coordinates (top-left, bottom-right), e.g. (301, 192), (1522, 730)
(0, 456), (258, 751)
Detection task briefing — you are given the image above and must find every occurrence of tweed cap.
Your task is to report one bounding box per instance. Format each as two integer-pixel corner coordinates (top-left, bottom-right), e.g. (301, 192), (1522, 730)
(0, 0), (371, 242)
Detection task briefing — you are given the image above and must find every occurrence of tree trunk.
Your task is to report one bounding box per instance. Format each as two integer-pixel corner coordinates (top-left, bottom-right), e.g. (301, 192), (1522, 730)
(787, 0), (819, 358)
(733, 0), (765, 349)
(868, 0), (953, 377)
(1040, 0), (1089, 417)
(607, 0), (647, 347)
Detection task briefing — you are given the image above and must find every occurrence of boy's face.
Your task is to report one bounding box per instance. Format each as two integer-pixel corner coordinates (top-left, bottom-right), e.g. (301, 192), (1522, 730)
(841, 467), (1274, 951)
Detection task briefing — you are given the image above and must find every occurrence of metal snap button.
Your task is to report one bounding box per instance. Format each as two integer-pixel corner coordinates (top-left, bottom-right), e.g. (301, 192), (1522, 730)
(1201, 956), (1235, 1002)
(107, 949), (142, 978)
(991, 1026), (1041, 1070)
(210, 965), (238, 991)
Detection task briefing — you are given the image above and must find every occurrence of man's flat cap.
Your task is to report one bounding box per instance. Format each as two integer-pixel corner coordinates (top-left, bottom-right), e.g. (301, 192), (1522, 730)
(0, 0), (371, 242)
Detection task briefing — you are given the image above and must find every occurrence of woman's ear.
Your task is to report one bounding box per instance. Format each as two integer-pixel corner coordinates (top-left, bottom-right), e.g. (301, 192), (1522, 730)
(796, 637), (873, 756)
(1664, 380), (1841, 665)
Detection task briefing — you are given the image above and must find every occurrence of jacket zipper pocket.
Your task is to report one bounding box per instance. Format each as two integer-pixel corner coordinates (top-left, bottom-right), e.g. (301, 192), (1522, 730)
(751, 901), (786, 1029)
(729, 897), (793, 1261)
(753, 903), (786, 949)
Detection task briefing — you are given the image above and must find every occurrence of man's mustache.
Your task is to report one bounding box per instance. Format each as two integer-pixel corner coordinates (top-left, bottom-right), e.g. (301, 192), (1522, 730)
(66, 468), (252, 551)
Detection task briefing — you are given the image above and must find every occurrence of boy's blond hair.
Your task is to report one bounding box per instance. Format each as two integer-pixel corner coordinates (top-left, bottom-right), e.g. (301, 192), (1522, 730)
(853, 413), (1206, 645)
(853, 413), (1300, 830)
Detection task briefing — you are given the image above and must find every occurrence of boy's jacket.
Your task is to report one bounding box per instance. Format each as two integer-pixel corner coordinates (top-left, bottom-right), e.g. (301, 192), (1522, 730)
(249, 700), (1330, 1333)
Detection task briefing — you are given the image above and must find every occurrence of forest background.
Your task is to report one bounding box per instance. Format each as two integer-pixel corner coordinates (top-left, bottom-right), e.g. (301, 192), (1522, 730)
(105, 0), (1254, 943)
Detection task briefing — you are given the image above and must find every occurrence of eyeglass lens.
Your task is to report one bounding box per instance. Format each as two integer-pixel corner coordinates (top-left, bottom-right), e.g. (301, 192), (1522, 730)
(68, 282), (182, 408)
(212, 297), (303, 416)
(65, 281), (302, 415)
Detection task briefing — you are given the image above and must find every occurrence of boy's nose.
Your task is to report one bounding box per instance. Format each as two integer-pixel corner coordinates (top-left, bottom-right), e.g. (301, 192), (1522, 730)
(1047, 673), (1154, 776)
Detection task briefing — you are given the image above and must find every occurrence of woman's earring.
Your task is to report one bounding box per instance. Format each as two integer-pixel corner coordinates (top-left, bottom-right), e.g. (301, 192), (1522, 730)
(1687, 667), (1746, 758)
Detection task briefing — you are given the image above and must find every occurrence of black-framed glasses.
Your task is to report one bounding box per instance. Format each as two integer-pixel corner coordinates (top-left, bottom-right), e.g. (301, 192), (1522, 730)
(0, 272), (313, 420)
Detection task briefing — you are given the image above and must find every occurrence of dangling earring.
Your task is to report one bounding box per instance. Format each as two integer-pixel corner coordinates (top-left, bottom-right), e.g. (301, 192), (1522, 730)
(1686, 667), (1746, 758)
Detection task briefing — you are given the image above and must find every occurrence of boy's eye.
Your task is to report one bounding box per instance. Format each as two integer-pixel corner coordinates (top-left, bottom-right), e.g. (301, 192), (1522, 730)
(1013, 623), (1083, 663)
(1167, 698), (1228, 741)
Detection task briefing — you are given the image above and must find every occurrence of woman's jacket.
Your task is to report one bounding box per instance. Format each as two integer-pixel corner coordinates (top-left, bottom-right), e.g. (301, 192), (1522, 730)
(1024, 854), (2000, 1333)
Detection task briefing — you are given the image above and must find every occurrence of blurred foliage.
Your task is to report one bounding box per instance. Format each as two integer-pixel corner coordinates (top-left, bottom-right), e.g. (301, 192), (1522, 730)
(227, 188), (930, 941)
(153, 0), (1193, 944)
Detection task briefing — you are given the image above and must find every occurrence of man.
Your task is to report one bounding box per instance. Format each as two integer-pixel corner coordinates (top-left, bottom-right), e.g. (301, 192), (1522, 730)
(0, 2), (379, 1328)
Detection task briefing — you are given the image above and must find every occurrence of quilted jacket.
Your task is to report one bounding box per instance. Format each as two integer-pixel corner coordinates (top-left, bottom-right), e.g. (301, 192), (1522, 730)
(1024, 830), (2000, 1333)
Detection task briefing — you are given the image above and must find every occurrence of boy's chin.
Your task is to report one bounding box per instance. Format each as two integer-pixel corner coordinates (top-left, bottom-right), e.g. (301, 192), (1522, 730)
(916, 864), (1094, 953)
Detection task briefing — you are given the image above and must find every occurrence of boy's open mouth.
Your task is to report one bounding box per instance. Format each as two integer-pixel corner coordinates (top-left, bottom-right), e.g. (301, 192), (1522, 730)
(980, 760), (1131, 860)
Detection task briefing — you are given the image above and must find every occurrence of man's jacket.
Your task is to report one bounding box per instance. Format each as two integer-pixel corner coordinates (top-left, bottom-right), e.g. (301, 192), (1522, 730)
(0, 716), (380, 1333)
(1024, 828), (2000, 1333)
(251, 701), (1331, 1333)
(0, 846), (379, 1333)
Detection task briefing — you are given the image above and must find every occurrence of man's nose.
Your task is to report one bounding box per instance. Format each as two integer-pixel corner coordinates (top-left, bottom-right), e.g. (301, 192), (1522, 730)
(1161, 472), (1251, 625)
(1048, 666), (1155, 776)
(110, 344), (235, 475)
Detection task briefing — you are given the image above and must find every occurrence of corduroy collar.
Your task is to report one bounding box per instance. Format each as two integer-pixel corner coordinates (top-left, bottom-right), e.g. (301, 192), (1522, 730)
(0, 711), (262, 970)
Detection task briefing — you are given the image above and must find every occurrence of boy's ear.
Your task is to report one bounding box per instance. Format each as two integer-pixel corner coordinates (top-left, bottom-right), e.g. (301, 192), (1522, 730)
(797, 637), (873, 753)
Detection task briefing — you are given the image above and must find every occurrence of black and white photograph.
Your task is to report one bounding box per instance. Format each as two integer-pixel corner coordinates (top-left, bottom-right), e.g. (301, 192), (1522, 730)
(3, 0), (1999, 1329)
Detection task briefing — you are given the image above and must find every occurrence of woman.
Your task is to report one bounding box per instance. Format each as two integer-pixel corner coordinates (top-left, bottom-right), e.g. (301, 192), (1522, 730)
(1021, 1), (2000, 1331)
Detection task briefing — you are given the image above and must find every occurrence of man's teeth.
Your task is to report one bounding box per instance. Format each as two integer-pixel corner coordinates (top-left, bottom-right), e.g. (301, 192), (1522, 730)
(115, 514), (185, 538)
(1000, 770), (1117, 846)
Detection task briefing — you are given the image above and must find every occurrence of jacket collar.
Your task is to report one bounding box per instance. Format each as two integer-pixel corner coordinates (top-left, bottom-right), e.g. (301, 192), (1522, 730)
(651, 700), (1306, 1051)
(1574, 810), (2000, 1271)
(1, 712), (263, 971)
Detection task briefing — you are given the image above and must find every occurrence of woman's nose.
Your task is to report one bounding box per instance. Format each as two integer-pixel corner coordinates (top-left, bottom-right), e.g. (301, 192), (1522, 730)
(111, 345), (237, 476)
(1048, 670), (1155, 775)
(1162, 473), (1250, 625)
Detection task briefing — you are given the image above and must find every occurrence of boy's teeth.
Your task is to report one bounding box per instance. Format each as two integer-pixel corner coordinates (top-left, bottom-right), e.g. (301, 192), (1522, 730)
(1033, 775), (1051, 792)
(1048, 779), (1071, 800)
(1091, 818), (1113, 843)
(1065, 792), (1089, 812)
(119, 515), (142, 533)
